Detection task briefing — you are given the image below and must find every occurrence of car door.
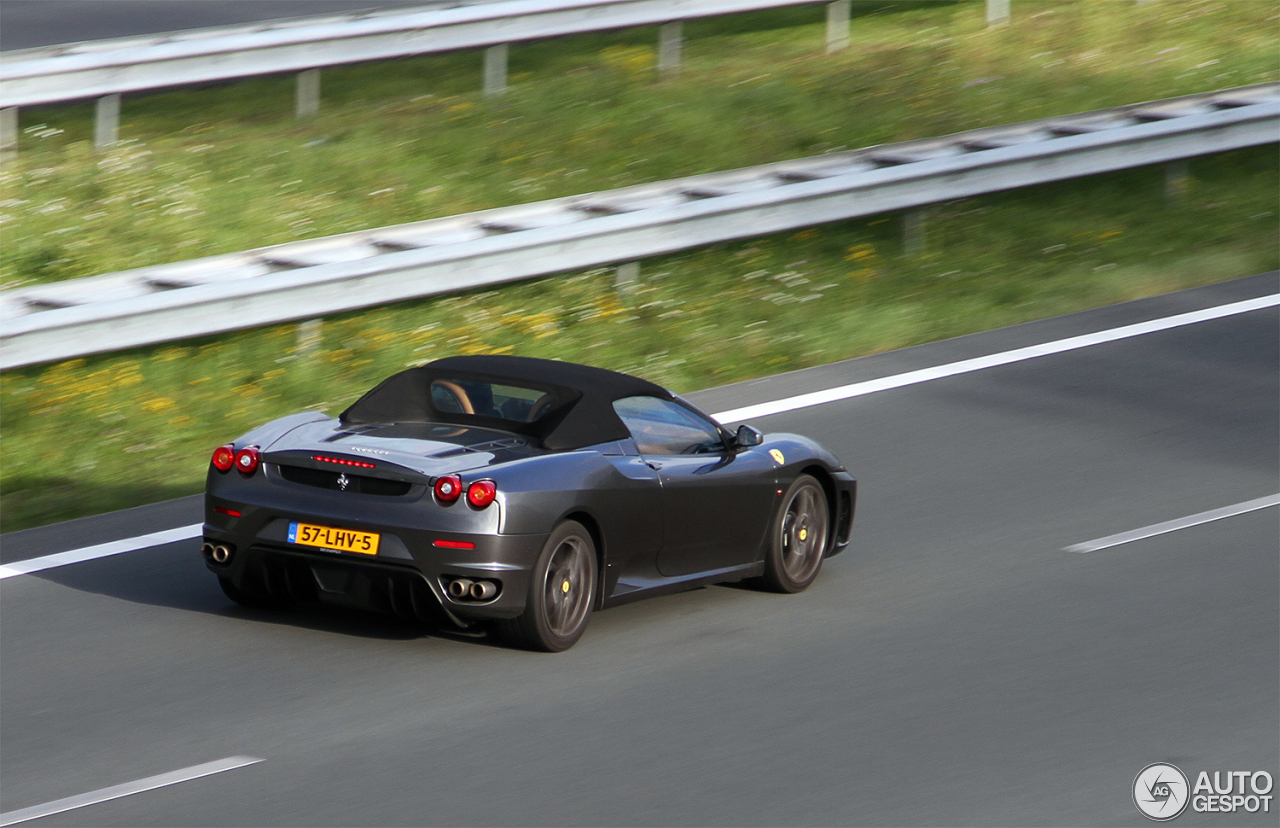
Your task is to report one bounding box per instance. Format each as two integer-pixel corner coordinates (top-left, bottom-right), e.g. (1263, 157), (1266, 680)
(613, 396), (777, 578)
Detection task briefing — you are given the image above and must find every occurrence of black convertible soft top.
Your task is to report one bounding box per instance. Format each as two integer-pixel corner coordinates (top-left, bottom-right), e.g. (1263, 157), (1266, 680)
(340, 355), (674, 450)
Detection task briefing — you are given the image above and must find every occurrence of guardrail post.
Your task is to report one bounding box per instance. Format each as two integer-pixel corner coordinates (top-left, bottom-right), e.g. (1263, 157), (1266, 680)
(0, 108), (17, 160)
(902, 208), (927, 255)
(296, 318), (324, 353)
(986, 0), (1010, 27)
(296, 68), (321, 117)
(658, 22), (682, 77)
(484, 44), (509, 96)
(826, 0), (851, 53)
(615, 262), (640, 296)
(1164, 159), (1189, 201)
(94, 94), (120, 149)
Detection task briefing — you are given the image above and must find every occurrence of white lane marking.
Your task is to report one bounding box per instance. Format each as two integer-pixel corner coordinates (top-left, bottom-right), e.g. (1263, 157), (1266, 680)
(0, 523), (202, 580)
(710, 294), (1280, 423)
(0, 756), (263, 827)
(1064, 494), (1280, 554)
(2, 293), (1276, 579)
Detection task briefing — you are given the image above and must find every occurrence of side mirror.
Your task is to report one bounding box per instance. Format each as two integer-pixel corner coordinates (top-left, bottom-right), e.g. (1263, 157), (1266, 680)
(734, 424), (764, 447)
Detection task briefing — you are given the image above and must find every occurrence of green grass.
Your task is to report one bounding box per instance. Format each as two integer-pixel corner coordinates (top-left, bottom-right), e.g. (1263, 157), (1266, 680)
(2, 146), (1275, 532)
(1, 0), (1274, 284)
(0, 0), (1277, 531)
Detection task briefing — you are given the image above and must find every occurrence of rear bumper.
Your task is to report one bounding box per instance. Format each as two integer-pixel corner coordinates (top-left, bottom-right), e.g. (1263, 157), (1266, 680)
(202, 525), (546, 623)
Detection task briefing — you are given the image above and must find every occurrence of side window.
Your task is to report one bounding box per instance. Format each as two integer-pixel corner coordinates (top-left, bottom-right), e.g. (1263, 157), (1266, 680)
(613, 396), (724, 456)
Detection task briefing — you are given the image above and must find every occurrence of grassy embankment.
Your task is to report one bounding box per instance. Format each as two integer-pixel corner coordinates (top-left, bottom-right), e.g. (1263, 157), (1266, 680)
(1, 0), (1276, 531)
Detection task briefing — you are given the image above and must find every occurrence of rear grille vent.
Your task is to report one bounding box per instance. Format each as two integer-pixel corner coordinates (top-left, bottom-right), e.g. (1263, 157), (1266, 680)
(278, 464), (413, 496)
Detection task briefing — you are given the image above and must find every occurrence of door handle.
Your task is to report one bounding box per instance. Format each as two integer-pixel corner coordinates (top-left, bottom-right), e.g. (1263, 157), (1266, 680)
(645, 460), (663, 470)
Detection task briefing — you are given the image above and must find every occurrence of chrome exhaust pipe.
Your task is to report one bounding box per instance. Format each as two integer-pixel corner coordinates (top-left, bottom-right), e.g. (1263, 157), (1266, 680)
(211, 545), (232, 564)
(447, 578), (474, 599)
(200, 542), (215, 559)
(468, 580), (497, 601)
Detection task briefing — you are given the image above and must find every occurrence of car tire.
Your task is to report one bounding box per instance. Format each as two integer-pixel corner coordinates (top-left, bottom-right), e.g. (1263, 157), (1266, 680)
(218, 575), (287, 610)
(761, 474), (829, 594)
(498, 520), (597, 652)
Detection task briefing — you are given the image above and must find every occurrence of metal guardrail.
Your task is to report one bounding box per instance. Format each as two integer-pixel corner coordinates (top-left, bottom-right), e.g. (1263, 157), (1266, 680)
(0, 0), (856, 151)
(0, 0), (842, 109)
(2, 85), (1277, 370)
(0, 0), (1145, 151)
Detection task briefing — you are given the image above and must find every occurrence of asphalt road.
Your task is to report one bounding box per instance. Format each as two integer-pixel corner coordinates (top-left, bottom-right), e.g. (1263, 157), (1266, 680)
(0, 1), (482, 52)
(1, 274), (1277, 826)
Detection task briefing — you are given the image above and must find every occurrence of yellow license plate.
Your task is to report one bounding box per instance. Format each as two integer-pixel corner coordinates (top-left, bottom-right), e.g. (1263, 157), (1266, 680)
(288, 521), (380, 555)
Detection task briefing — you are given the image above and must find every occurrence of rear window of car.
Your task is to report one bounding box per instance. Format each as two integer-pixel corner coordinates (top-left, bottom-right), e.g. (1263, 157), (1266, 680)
(430, 379), (553, 424)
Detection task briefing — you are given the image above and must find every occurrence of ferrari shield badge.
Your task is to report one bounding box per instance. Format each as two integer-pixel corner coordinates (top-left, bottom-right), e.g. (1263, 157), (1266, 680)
(769, 449), (785, 465)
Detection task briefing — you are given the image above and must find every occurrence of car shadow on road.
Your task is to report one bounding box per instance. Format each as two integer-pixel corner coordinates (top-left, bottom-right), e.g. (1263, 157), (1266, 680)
(19, 537), (781, 650)
(25, 539), (511, 647)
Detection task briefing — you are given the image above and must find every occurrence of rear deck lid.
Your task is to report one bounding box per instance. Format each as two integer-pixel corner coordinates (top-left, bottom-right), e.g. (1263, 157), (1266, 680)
(264, 418), (539, 477)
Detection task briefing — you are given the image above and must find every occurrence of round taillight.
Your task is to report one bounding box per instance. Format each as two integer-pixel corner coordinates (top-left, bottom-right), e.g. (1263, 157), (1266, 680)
(467, 479), (497, 509)
(211, 444), (235, 472)
(234, 446), (261, 475)
(434, 475), (462, 503)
